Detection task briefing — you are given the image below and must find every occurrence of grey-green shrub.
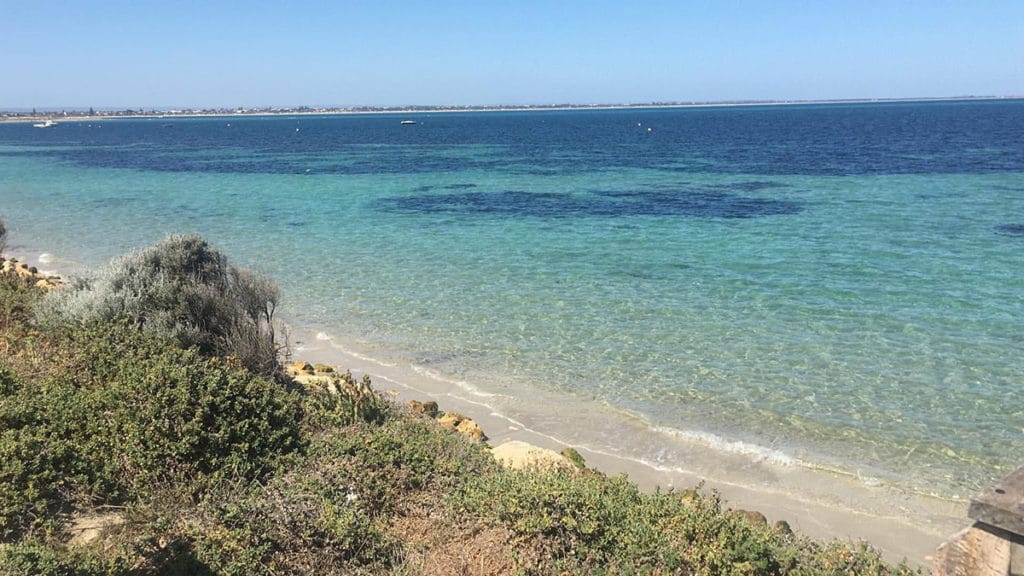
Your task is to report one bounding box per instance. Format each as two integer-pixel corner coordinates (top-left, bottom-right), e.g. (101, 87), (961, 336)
(0, 321), (304, 541)
(453, 469), (919, 575)
(0, 542), (127, 576)
(38, 234), (281, 374)
(0, 273), (39, 335)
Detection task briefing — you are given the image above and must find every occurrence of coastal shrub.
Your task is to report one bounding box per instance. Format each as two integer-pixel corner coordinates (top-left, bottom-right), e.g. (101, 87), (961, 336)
(0, 272), (40, 336)
(37, 234), (282, 375)
(0, 541), (126, 576)
(0, 321), (303, 539)
(124, 416), (496, 575)
(55, 321), (303, 494)
(453, 469), (915, 575)
(306, 417), (497, 516)
(184, 462), (399, 574)
(0, 367), (82, 540)
(207, 417), (489, 573)
(454, 469), (685, 572)
(299, 370), (394, 431)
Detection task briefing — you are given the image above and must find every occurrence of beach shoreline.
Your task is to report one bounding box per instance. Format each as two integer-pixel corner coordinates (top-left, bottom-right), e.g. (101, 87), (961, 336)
(284, 322), (966, 567)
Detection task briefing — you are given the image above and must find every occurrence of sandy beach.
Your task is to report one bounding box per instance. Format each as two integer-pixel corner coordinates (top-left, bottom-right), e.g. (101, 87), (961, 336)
(285, 322), (967, 568)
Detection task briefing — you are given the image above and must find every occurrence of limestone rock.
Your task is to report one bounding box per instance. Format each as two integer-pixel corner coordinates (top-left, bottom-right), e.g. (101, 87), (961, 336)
(313, 363), (335, 374)
(437, 412), (487, 441)
(734, 509), (768, 526)
(491, 441), (575, 472)
(456, 418), (486, 442)
(773, 520), (793, 535)
(290, 361), (315, 375)
(436, 412), (462, 430)
(407, 399), (439, 418)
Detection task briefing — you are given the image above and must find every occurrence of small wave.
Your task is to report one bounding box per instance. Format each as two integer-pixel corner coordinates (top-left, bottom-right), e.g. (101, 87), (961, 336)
(652, 425), (802, 467)
(38, 252), (54, 264)
(410, 365), (501, 398)
(308, 330), (398, 367)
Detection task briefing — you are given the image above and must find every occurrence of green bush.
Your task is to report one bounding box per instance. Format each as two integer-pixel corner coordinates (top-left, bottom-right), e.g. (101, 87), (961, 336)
(453, 469), (917, 575)
(124, 415), (496, 575)
(0, 273), (40, 336)
(37, 235), (281, 375)
(299, 370), (394, 431)
(0, 541), (127, 576)
(0, 367), (80, 540)
(179, 467), (399, 575)
(0, 321), (304, 540)
(305, 417), (497, 517)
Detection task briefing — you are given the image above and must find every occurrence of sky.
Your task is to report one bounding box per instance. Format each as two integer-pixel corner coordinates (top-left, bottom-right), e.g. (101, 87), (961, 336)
(2, 0), (1023, 109)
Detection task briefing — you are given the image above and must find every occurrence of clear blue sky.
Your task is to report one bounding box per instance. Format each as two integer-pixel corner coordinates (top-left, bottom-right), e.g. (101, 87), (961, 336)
(3, 0), (1022, 109)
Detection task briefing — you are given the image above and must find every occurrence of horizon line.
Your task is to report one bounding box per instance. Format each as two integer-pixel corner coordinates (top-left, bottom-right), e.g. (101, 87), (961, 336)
(3, 94), (1023, 115)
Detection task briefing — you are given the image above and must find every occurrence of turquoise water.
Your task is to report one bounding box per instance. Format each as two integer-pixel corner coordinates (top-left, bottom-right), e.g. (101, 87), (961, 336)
(1, 101), (1023, 498)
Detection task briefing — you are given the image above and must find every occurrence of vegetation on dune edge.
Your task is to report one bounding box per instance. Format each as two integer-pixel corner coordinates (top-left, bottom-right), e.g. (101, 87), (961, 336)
(0, 232), (918, 575)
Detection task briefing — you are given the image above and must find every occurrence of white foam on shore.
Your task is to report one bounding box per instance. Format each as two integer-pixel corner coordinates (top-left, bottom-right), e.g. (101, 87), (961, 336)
(651, 425), (803, 467)
(293, 323), (802, 475)
(410, 365), (502, 398)
(307, 324), (805, 474)
(314, 332), (397, 368)
(38, 252), (54, 264)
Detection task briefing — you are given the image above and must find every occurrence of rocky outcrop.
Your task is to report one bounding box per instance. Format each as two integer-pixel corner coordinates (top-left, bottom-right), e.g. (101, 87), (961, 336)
(437, 412), (487, 442)
(0, 257), (61, 289)
(773, 520), (793, 535)
(289, 361), (315, 375)
(285, 361), (486, 441)
(67, 511), (125, 546)
(407, 399), (439, 418)
(733, 509), (768, 526)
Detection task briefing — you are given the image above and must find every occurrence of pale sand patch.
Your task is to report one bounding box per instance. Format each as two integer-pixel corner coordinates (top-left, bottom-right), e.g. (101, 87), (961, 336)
(491, 440), (575, 472)
(68, 511), (125, 546)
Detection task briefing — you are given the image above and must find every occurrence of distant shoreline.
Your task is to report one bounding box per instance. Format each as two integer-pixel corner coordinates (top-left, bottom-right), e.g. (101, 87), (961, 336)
(2, 95), (1021, 124)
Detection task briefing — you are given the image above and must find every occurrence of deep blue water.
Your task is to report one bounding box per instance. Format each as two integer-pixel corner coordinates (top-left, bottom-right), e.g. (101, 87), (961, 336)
(5, 100), (1024, 177)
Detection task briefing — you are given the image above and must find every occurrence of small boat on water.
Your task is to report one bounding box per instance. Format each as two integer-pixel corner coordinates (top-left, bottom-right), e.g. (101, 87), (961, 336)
(32, 120), (56, 128)
(400, 120), (416, 125)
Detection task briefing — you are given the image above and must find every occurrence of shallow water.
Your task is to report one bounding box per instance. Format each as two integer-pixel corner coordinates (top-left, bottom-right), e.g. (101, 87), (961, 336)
(2, 100), (1023, 500)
